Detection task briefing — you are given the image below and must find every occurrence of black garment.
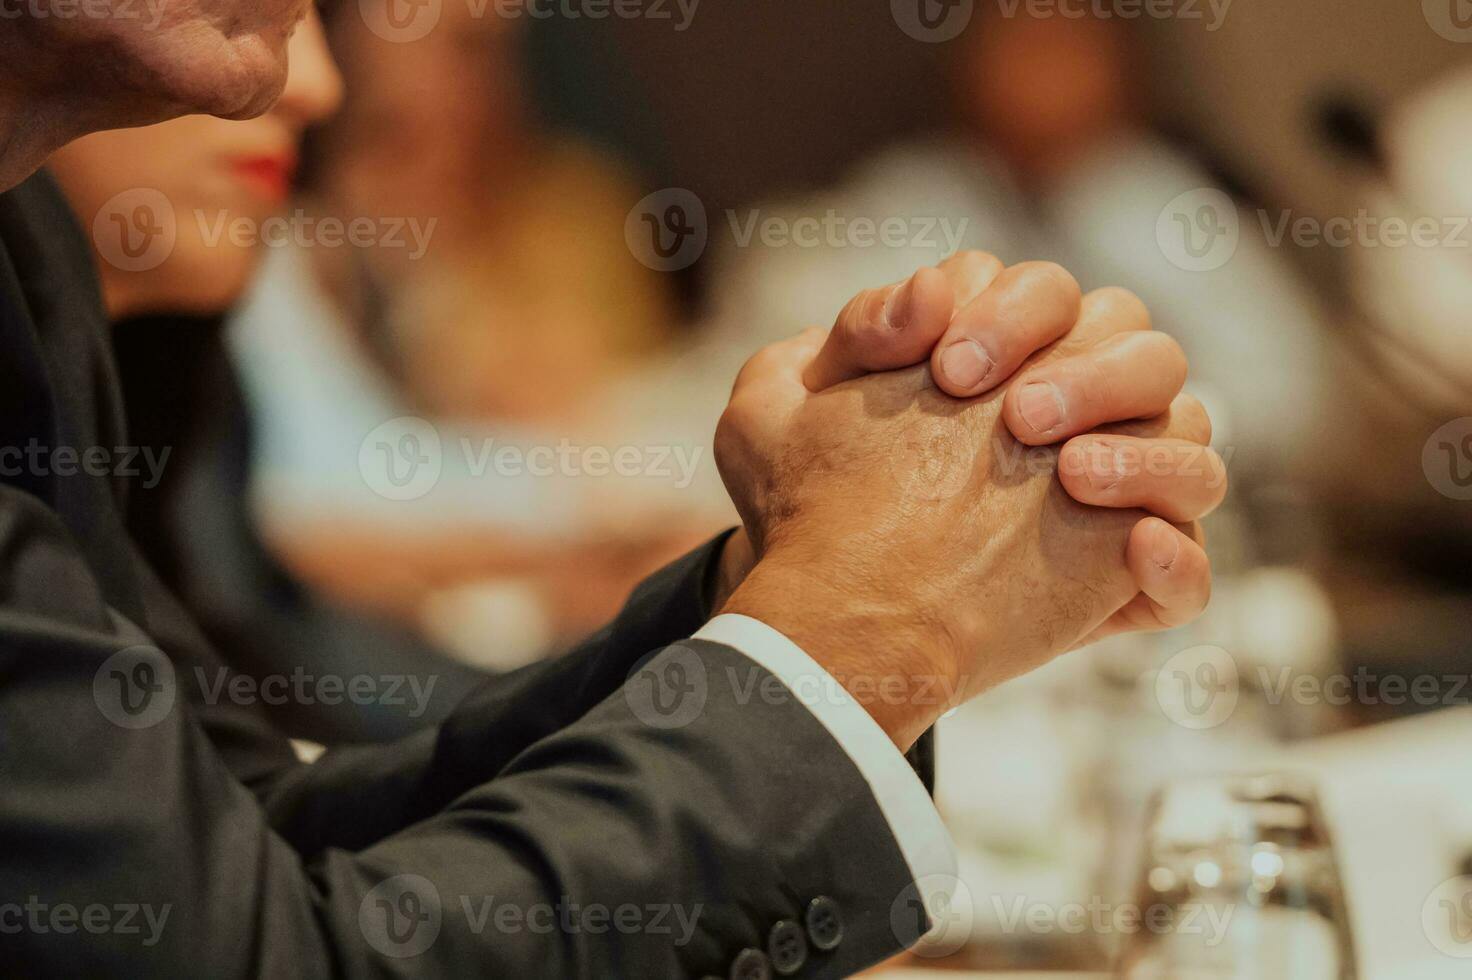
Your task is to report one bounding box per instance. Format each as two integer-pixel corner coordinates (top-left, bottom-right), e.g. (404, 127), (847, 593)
(112, 313), (489, 742)
(0, 171), (933, 977)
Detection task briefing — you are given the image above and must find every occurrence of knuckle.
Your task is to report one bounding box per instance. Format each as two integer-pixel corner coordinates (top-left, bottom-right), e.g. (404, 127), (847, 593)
(735, 343), (785, 389)
(1076, 351), (1116, 408)
(1204, 448), (1230, 492)
(1149, 330), (1188, 369)
(953, 249), (1005, 276)
(1173, 393), (1213, 444)
(1126, 331), (1188, 389)
(716, 392), (765, 461)
(1087, 286), (1152, 331)
(734, 351), (767, 388)
(1017, 260), (1082, 306)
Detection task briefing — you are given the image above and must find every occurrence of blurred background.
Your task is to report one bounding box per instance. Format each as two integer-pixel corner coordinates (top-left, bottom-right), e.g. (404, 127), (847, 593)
(54, 0), (1472, 976)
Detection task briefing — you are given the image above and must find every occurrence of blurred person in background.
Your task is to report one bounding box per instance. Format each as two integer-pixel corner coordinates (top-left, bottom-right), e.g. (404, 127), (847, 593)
(702, 6), (1330, 504)
(1294, 65), (1472, 719)
(47, 8), (493, 742)
(226, 0), (708, 656)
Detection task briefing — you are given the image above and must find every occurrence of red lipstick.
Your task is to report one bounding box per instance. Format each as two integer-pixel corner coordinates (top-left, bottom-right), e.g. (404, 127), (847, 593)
(230, 153), (297, 204)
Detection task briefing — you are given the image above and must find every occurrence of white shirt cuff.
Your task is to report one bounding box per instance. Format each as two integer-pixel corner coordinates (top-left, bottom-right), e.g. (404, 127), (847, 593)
(693, 613), (958, 904)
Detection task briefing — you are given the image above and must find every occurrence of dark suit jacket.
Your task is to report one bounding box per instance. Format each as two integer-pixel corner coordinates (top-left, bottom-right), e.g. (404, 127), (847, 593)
(0, 172), (937, 978)
(113, 312), (493, 743)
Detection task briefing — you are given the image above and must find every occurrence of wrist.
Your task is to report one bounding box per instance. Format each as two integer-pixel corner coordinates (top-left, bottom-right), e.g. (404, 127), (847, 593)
(710, 527), (756, 615)
(720, 554), (961, 750)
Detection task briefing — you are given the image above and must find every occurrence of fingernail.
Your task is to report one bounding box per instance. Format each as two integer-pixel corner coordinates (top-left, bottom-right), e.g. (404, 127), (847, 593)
(939, 340), (995, 391)
(1017, 382), (1065, 435)
(1153, 527), (1180, 571)
(883, 275), (916, 330)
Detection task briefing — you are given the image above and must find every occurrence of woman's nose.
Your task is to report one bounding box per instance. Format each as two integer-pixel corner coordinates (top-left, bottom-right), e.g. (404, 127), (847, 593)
(274, 10), (345, 127)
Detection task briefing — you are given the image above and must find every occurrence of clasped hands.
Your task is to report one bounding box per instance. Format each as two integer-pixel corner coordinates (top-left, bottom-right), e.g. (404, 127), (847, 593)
(712, 252), (1228, 749)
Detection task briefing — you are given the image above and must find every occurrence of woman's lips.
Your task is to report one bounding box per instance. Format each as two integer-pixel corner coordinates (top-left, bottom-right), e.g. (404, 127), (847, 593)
(230, 154), (297, 204)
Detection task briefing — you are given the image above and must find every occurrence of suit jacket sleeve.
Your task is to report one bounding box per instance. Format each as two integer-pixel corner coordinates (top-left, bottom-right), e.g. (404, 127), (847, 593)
(150, 523), (934, 858)
(2, 488), (944, 978)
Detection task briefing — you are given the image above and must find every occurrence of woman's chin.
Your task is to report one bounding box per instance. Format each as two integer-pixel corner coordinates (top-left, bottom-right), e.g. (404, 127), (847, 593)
(111, 258), (259, 322)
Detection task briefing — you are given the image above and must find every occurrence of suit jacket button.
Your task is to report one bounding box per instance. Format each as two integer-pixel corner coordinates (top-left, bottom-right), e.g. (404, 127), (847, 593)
(767, 919), (808, 975)
(730, 947), (772, 980)
(804, 896), (844, 952)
